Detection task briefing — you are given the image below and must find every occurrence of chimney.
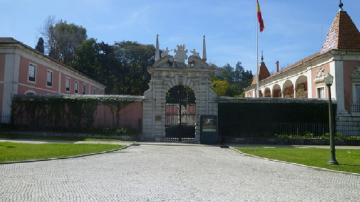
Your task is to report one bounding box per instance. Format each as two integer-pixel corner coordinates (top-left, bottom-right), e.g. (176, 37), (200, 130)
(276, 61), (280, 72)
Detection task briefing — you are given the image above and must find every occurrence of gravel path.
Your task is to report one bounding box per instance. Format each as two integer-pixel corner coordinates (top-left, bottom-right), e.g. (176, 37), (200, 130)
(0, 144), (359, 201)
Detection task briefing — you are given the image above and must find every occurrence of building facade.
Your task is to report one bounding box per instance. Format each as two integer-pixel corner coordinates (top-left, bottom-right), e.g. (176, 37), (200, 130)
(244, 7), (360, 135)
(0, 37), (105, 123)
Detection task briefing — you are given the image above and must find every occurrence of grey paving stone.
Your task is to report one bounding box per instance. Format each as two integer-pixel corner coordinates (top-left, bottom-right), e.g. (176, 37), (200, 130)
(0, 145), (359, 202)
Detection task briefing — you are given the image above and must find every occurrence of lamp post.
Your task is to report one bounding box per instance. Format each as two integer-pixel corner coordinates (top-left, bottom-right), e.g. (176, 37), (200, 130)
(324, 73), (338, 165)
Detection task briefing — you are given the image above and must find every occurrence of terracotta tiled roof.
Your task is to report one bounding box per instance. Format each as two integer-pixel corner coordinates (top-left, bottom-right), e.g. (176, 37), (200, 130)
(321, 11), (360, 53)
(251, 61), (270, 85)
(258, 61), (270, 81)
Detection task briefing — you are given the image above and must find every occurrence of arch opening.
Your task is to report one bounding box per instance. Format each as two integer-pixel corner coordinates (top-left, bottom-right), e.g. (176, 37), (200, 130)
(283, 80), (294, 98)
(295, 76), (308, 98)
(264, 88), (271, 97)
(272, 84), (282, 98)
(165, 85), (196, 139)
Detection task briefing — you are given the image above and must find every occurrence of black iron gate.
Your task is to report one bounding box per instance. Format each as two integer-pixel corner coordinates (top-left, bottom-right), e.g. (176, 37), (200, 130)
(165, 85), (196, 140)
(165, 104), (196, 138)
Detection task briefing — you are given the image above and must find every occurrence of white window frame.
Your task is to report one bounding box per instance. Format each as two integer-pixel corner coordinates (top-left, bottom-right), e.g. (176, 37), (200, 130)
(352, 83), (360, 104)
(74, 81), (79, 94)
(46, 70), (53, 87)
(27, 63), (37, 83)
(65, 78), (70, 93)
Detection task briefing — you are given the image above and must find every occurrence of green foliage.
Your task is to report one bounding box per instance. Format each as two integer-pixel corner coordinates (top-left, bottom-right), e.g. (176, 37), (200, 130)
(35, 37), (44, 54)
(72, 39), (155, 95)
(113, 41), (155, 94)
(212, 79), (229, 96)
(11, 95), (134, 131)
(212, 62), (253, 97)
(0, 142), (121, 163)
(44, 18), (87, 65)
(273, 133), (360, 145)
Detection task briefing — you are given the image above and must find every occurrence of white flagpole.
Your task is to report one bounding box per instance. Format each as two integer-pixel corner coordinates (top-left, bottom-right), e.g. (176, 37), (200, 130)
(256, 13), (259, 98)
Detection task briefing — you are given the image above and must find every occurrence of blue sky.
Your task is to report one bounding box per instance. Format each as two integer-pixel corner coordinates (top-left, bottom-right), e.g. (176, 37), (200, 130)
(1, 0), (360, 73)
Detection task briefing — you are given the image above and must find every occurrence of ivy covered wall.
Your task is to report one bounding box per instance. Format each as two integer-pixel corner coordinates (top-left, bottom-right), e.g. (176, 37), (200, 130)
(12, 95), (143, 132)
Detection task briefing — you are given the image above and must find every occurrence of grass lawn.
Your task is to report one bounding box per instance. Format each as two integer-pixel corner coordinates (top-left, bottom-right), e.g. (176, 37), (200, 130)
(237, 147), (360, 174)
(0, 142), (122, 163)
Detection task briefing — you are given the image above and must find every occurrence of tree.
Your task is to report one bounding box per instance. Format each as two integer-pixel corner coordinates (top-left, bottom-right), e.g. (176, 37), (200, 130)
(43, 17), (87, 65)
(211, 62), (253, 97)
(113, 41), (155, 95)
(212, 79), (229, 96)
(72, 39), (119, 94)
(220, 64), (234, 83)
(72, 40), (155, 95)
(35, 37), (44, 54)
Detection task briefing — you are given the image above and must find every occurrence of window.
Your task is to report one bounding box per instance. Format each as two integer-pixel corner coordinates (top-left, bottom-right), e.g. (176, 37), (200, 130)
(74, 81), (79, 94)
(93, 89), (96, 94)
(28, 64), (36, 82)
(65, 79), (70, 92)
(354, 84), (360, 104)
(82, 85), (87, 94)
(46, 71), (53, 86)
(317, 87), (325, 99)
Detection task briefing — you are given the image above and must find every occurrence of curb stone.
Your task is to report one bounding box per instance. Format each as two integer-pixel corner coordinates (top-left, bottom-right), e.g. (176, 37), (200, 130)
(230, 147), (360, 177)
(0, 143), (134, 165)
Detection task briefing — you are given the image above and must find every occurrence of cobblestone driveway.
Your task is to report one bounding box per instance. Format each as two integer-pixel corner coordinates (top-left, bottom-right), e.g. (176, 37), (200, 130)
(0, 144), (359, 201)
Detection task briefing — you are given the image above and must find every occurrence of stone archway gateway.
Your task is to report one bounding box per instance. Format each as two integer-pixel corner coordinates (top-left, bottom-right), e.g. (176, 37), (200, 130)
(142, 35), (218, 141)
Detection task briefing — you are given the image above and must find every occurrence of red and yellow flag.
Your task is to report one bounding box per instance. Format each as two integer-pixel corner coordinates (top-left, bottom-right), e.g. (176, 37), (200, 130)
(257, 0), (265, 32)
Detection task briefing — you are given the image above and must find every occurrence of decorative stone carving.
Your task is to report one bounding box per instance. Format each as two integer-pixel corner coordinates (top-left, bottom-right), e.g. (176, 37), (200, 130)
(161, 47), (170, 58)
(174, 44), (188, 64)
(191, 49), (200, 57)
(315, 67), (326, 83)
(188, 54), (203, 68)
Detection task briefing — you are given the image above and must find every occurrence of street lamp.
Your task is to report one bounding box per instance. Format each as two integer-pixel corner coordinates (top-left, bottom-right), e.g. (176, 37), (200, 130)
(324, 73), (338, 165)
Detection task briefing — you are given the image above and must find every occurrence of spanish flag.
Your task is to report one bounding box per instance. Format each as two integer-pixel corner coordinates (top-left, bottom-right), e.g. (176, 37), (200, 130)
(257, 0), (265, 32)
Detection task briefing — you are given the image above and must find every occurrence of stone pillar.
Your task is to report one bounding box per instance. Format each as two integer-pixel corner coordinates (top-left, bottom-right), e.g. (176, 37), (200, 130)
(333, 60), (346, 114)
(2, 54), (20, 123)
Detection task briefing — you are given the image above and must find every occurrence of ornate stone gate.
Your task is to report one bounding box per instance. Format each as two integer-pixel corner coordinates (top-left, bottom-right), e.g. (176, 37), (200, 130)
(142, 36), (218, 141)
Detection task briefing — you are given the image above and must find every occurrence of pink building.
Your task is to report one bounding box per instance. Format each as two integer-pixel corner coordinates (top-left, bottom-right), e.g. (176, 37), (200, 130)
(0, 37), (105, 123)
(244, 7), (360, 135)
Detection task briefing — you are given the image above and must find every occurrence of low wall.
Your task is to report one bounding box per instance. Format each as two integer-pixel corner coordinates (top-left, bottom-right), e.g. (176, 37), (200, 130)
(11, 95), (144, 132)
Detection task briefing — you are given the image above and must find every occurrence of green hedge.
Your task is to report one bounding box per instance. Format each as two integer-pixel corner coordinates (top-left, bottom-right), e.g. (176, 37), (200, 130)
(11, 95), (136, 131)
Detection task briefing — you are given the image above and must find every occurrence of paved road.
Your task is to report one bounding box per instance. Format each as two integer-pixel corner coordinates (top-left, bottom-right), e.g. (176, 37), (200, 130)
(0, 144), (359, 202)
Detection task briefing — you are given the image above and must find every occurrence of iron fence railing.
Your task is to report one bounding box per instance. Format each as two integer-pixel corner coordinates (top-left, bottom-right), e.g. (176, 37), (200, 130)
(220, 122), (329, 138)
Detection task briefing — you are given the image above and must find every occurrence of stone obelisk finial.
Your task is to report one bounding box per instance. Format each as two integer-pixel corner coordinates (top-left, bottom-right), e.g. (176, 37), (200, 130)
(202, 35), (207, 62)
(155, 34), (160, 61)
